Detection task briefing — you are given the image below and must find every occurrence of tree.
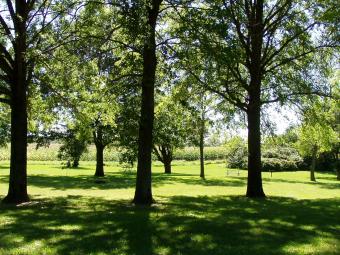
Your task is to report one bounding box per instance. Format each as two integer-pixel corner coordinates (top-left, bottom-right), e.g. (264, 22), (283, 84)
(172, 0), (334, 197)
(153, 97), (191, 174)
(0, 1), (77, 204)
(58, 127), (89, 168)
(297, 123), (337, 181)
(92, 119), (116, 177)
(37, 1), (121, 177)
(296, 82), (339, 181)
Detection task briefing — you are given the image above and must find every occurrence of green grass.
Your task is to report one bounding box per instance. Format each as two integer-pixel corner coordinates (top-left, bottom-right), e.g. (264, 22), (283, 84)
(0, 161), (339, 255)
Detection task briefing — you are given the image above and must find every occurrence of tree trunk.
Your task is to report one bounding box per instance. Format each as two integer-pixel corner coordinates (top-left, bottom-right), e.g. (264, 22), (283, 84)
(94, 126), (105, 177)
(245, 0), (265, 198)
(2, 86), (29, 204)
(72, 158), (79, 168)
(335, 149), (339, 181)
(95, 144), (104, 177)
(246, 103), (265, 198)
(310, 145), (317, 182)
(133, 0), (162, 205)
(164, 159), (171, 174)
(199, 119), (205, 179)
(3, 3), (29, 204)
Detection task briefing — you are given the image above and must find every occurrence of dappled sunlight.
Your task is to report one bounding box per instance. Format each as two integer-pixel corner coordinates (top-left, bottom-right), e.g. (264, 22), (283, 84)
(1, 163), (339, 254)
(0, 195), (339, 255)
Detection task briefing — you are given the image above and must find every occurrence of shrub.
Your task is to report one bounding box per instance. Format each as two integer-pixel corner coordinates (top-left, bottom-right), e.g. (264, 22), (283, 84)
(225, 142), (304, 171)
(261, 146), (303, 171)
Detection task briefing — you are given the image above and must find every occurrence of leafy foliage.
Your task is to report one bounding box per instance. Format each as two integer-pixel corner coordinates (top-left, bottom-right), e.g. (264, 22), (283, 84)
(57, 128), (89, 168)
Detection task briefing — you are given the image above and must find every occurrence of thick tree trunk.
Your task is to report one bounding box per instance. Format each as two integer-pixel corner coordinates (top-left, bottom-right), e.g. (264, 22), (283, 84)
(245, 0), (265, 198)
(133, 0), (162, 205)
(246, 103), (265, 198)
(72, 159), (79, 168)
(199, 120), (205, 179)
(3, 3), (29, 204)
(154, 145), (173, 174)
(310, 145), (317, 182)
(3, 87), (29, 204)
(95, 144), (104, 177)
(164, 160), (171, 174)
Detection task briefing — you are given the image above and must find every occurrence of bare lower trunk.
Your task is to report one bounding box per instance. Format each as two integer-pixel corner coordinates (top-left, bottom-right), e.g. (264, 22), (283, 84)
(246, 105), (265, 198)
(245, 1), (265, 198)
(95, 144), (104, 177)
(310, 145), (317, 182)
(164, 160), (171, 174)
(336, 150), (339, 181)
(3, 92), (29, 204)
(3, 3), (29, 204)
(199, 125), (205, 179)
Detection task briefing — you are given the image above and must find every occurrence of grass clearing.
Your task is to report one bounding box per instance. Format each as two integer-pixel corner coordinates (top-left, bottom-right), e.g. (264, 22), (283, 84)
(0, 161), (339, 255)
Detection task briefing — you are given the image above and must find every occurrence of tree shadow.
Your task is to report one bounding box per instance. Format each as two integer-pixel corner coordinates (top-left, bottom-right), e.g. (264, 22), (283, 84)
(263, 175), (340, 190)
(0, 172), (246, 191)
(0, 195), (338, 255)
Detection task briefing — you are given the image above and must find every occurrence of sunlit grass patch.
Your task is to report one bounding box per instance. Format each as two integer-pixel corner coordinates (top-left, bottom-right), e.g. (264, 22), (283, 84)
(0, 161), (339, 255)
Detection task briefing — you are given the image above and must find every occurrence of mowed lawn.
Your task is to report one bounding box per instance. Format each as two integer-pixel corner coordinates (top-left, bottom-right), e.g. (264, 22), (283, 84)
(0, 161), (339, 255)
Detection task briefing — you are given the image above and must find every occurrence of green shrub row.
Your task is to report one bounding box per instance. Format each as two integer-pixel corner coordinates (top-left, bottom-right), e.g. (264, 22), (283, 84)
(225, 142), (304, 171)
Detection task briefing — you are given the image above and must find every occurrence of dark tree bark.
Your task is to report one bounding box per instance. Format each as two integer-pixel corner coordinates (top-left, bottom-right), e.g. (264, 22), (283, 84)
(2, 1), (30, 204)
(93, 126), (105, 177)
(133, 0), (162, 205)
(95, 144), (104, 177)
(310, 145), (317, 182)
(246, 101), (265, 197)
(245, 0), (266, 198)
(153, 145), (173, 174)
(3, 79), (29, 204)
(199, 116), (205, 179)
(164, 159), (171, 174)
(335, 148), (340, 181)
(72, 159), (80, 168)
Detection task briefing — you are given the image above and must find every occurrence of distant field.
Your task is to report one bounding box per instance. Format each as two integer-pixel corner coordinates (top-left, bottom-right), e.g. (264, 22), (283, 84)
(0, 144), (227, 162)
(0, 161), (339, 255)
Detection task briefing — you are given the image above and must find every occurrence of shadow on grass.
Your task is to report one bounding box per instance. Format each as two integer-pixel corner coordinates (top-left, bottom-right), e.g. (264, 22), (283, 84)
(0, 172), (246, 191)
(0, 195), (339, 255)
(262, 173), (340, 190)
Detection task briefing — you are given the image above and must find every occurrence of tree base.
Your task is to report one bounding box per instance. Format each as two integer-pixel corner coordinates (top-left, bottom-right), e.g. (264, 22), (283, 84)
(246, 190), (266, 198)
(132, 195), (155, 206)
(2, 193), (30, 205)
(94, 173), (105, 177)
